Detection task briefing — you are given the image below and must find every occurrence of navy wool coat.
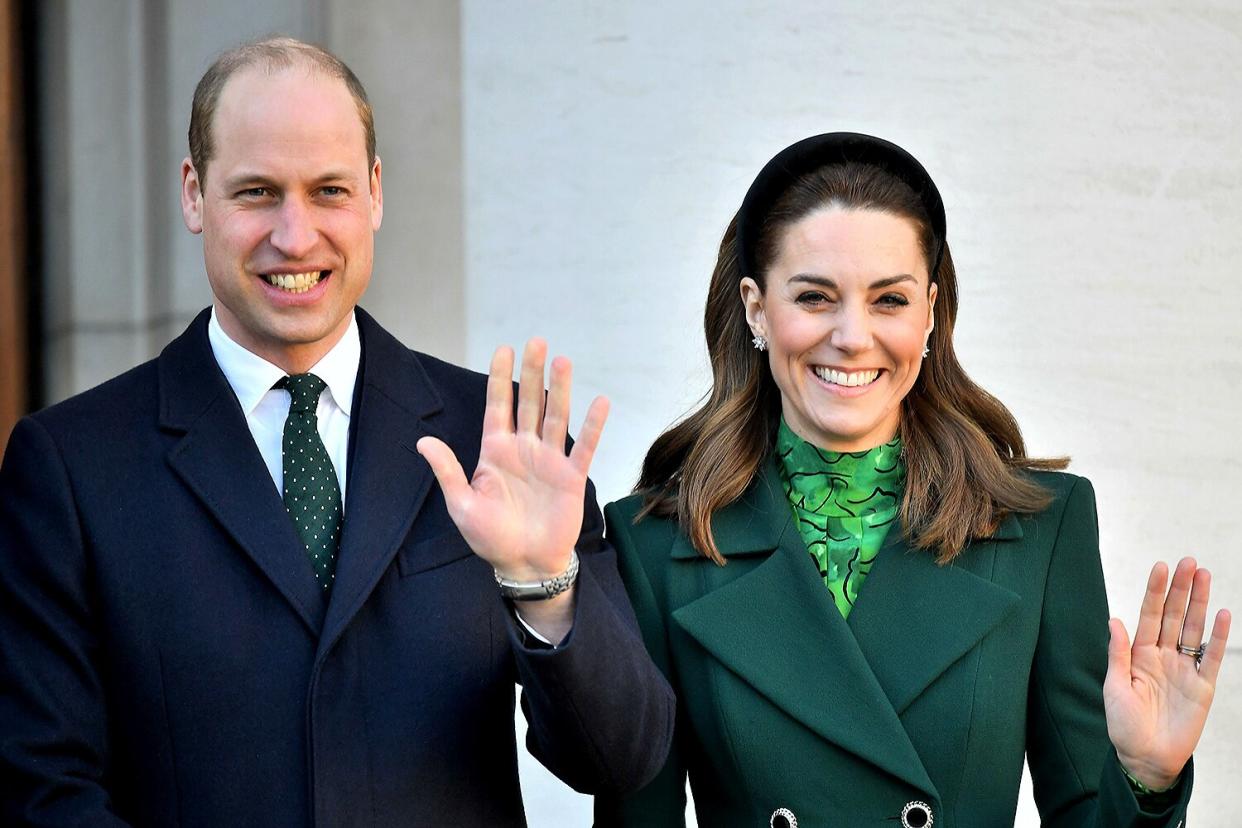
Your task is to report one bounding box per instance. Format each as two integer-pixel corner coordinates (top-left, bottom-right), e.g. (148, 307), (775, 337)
(0, 308), (674, 827)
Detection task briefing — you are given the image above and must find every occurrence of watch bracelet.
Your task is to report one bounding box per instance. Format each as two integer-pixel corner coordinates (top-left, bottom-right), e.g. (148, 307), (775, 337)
(494, 549), (580, 601)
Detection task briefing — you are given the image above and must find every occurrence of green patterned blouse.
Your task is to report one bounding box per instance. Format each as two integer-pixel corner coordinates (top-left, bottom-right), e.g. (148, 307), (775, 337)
(775, 419), (904, 619)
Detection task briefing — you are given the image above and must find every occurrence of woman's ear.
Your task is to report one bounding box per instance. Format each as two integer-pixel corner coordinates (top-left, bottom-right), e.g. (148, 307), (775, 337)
(926, 281), (938, 339)
(740, 277), (766, 337)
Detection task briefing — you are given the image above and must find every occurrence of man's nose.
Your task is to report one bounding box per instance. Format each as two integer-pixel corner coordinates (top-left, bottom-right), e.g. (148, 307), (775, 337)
(830, 304), (873, 354)
(269, 198), (318, 259)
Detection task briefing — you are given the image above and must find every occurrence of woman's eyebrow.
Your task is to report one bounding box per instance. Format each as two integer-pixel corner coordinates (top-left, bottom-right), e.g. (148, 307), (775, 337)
(789, 273), (916, 288)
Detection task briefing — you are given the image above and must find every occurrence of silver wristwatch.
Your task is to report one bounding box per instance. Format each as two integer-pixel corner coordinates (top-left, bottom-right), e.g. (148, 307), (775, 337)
(494, 550), (580, 601)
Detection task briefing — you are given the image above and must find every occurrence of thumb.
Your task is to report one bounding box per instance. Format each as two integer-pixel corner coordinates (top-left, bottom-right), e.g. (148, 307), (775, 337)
(415, 436), (472, 516)
(1104, 617), (1133, 698)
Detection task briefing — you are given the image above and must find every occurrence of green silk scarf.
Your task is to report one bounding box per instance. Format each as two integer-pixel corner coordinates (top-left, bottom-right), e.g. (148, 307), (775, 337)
(775, 419), (905, 619)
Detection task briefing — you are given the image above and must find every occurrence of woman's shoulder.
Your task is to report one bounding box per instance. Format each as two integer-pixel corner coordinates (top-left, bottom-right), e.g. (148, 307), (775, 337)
(1026, 468), (1093, 500)
(1010, 468), (1100, 538)
(1025, 468), (1095, 504)
(604, 493), (684, 574)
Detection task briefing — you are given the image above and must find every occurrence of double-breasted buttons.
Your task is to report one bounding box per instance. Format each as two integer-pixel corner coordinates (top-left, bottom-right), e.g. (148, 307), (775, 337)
(901, 800), (933, 827)
(770, 807), (798, 828)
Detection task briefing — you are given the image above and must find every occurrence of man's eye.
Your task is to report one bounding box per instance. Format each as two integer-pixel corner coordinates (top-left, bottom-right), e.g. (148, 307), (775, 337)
(238, 187), (270, 198)
(321, 186), (345, 197)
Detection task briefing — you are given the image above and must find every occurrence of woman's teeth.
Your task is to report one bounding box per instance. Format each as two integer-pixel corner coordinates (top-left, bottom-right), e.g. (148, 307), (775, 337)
(265, 271), (323, 293)
(813, 367), (880, 387)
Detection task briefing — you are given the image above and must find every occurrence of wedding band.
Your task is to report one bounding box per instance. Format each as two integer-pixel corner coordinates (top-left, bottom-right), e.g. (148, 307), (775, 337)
(1177, 642), (1205, 666)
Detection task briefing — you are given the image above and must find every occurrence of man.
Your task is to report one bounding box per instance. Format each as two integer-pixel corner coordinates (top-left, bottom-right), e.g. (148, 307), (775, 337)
(0, 37), (672, 826)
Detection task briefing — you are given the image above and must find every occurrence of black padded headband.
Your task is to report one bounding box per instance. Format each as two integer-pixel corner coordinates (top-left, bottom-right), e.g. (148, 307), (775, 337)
(735, 132), (947, 283)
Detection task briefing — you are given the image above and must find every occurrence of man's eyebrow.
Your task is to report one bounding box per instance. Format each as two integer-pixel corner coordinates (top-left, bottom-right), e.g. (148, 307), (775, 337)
(220, 170), (362, 191)
(221, 172), (279, 192)
(789, 273), (917, 289)
(310, 170), (362, 185)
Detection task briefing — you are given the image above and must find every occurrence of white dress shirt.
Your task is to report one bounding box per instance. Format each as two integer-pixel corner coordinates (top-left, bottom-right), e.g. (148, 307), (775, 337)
(208, 308), (359, 505)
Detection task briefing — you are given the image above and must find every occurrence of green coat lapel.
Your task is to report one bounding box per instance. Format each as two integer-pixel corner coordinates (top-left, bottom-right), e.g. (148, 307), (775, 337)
(847, 514), (1023, 715)
(670, 459), (937, 796)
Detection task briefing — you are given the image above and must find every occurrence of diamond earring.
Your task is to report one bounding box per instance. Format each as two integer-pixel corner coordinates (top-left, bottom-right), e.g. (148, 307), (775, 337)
(752, 334), (768, 352)
(922, 345), (930, 359)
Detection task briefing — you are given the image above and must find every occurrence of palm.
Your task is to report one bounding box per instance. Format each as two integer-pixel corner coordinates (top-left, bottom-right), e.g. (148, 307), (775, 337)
(416, 340), (608, 580)
(1104, 559), (1230, 788)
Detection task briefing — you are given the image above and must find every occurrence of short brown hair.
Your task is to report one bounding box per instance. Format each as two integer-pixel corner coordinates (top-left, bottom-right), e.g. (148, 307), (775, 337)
(188, 36), (376, 185)
(638, 161), (1066, 564)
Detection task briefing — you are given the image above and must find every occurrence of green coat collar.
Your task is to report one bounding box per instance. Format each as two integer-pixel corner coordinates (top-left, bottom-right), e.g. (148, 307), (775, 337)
(669, 457), (1022, 561)
(669, 458), (1023, 797)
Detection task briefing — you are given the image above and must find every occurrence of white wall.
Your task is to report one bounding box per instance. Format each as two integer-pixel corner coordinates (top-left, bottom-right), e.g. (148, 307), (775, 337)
(463, 2), (1242, 824)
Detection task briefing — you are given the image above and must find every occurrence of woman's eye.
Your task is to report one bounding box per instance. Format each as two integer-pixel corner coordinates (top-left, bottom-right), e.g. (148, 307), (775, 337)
(796, 291), (832, 306)
(876, 293), (910, 307)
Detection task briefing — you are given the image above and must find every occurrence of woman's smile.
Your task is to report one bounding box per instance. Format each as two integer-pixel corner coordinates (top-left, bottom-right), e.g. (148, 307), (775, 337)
(809, 365), (884, 396)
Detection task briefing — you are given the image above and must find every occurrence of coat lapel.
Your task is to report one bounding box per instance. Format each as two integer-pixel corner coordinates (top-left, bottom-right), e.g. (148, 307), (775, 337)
(160, 310), (326, 634)
(670, 460), (938, 796)
(317, 309), (444, 656)
(847, 516), (1022, 716)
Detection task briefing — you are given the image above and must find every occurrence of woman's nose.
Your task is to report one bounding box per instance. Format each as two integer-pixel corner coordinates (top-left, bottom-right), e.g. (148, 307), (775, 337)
(829, 305), (873, 353)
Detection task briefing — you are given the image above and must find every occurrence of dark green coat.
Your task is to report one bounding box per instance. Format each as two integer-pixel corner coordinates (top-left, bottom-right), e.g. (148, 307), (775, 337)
(595, 463), (1192, 827)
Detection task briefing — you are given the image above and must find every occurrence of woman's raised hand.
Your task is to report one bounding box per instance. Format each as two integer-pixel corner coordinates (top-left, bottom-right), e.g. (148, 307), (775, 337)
(415, 338), (608, 583)
(1104, 557), (1231, 790)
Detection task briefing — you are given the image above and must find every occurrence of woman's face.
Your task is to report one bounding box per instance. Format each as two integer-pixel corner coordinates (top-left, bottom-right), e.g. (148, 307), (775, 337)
(741, 207), (937, 452)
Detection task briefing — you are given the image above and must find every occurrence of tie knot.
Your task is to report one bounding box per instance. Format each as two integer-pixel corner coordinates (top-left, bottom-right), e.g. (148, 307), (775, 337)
(278, 373), (327, 414)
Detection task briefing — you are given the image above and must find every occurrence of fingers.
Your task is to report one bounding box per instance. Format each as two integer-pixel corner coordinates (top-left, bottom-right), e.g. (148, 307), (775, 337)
(1178, 566), (1213, 650)
(1104, 618), (1133, 697)
(1198, 609), (1232, 685)
(415, 436), (472, 518)
(483, 346), (516, 437)
(569, 396), (610, 475)
(1133, 561), (1169, 648)
(1157, 557), (1197, 648)
(542, 355), (572, 451)
(516, 338), (548, 435)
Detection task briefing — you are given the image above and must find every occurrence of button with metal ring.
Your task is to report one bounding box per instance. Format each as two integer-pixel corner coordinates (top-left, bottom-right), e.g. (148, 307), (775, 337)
(770, 807), (798, 828)
(901, 800), (933, 828)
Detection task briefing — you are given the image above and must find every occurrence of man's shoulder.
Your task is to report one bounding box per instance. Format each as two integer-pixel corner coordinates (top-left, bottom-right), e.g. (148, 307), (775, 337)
(30, 358), (161, 438)
(355, 308), (489, 412)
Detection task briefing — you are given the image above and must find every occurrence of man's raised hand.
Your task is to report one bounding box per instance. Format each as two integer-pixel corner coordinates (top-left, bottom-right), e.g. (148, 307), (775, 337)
(415, 338), (608, 585)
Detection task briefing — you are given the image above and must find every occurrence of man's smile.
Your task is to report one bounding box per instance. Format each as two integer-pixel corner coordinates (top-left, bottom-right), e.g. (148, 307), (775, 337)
(261, 269), (330, 293)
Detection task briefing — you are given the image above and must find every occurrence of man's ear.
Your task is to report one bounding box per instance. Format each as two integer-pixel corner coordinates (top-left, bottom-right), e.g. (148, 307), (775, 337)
(180, 158), (204, 235)
(369, 155), (383, 231)
(740, 277), (767, 337)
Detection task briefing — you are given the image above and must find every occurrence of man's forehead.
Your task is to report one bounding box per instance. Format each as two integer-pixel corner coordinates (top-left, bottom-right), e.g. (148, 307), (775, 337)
(216, 62), (353, 117)
(208, 64), (369, 173)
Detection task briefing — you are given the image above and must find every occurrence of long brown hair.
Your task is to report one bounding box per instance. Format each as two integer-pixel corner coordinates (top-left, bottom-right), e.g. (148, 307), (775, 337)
(638, 162), (1066, 564)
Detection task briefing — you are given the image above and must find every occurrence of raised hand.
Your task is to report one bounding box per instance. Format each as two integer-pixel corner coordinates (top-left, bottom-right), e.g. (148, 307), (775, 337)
(415, 338), (608, 584)
(1104, 557), (1231, 790)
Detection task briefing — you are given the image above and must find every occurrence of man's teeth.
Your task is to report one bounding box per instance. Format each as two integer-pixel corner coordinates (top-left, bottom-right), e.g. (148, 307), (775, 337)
(813, 367), (880, 387)
(264, 271), (323, 293)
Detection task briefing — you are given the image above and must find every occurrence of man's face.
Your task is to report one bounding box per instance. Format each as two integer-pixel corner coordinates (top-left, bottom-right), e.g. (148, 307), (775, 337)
(180, 65), (382, 372)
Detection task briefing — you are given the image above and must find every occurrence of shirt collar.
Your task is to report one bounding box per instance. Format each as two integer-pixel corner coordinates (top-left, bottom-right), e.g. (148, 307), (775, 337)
(207, 308), (361, 417)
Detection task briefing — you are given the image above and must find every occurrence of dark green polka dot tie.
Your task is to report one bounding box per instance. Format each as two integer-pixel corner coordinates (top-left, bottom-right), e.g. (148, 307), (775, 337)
(276, 373), (342, 593)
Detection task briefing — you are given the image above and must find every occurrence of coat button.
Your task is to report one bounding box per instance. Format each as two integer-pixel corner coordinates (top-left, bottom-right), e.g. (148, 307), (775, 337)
(901, 800), (933, 828)
(770, 807), (798, 828)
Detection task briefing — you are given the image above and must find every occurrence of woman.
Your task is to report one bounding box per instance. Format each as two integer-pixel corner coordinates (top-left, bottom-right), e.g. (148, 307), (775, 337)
(594, 133), (1230, 827)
